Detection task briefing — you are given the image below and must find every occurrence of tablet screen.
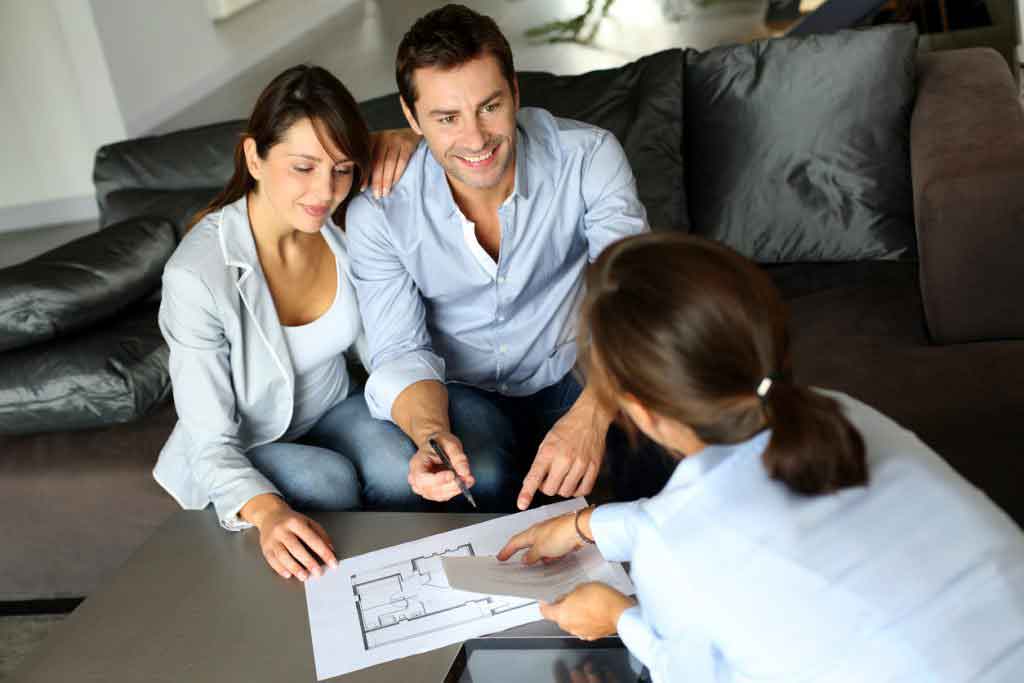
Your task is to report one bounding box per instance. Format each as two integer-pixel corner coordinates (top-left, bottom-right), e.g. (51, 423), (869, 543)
(445, 638), (648, 683)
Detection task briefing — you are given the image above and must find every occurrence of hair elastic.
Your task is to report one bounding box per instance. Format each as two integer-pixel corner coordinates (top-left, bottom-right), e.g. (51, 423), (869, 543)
(756, 372), (781, 407)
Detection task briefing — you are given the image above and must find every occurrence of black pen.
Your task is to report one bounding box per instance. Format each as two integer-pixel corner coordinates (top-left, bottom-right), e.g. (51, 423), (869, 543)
(428, 437), (477, 508)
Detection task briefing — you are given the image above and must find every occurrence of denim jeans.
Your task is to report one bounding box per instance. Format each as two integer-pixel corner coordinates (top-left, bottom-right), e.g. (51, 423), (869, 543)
(440, 373), (586, 512)
(246, 389), (421, 512)
(445, 372), (676, 511)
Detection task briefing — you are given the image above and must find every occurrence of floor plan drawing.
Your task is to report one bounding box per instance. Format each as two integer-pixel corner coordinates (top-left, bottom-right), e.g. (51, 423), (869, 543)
(350, 543), (534, 650)
(305, 499), (634, 680)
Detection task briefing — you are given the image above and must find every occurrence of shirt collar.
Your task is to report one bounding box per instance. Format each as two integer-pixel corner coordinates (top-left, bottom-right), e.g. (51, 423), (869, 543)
(663, 429), (773, 490)
(426, 119), (531, 220)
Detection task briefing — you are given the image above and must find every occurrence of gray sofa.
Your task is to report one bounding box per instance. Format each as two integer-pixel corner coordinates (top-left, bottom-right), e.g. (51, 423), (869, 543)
(2, 29), (1022, 601)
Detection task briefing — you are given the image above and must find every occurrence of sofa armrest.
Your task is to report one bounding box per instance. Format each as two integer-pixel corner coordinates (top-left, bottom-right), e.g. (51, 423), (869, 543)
(911, 48), (1024, 344)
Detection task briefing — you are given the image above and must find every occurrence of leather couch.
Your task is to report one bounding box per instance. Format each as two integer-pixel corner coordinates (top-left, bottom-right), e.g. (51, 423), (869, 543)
(3, 28), (1022, 601)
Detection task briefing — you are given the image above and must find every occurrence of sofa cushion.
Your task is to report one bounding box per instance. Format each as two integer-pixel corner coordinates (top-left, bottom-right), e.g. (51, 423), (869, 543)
(0, 302), (170, 435)
(103, 188), (219, 238)
(0, 217), (176, 353)
(93, 120), (244, 225)
(685, 24), (918, 262)
(358, 49), (687, 232)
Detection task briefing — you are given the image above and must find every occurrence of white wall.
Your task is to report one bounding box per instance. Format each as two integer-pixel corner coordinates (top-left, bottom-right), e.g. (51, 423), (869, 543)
(89, 0), (360, 136)
(0, 0), (123, 230)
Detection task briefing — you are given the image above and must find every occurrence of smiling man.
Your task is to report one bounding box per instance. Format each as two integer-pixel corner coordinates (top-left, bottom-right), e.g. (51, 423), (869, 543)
(346, 4), (649, 512)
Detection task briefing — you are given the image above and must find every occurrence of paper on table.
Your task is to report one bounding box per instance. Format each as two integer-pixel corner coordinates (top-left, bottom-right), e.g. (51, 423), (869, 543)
(443, 549), (610, 603)
(304, 499), (634, 680)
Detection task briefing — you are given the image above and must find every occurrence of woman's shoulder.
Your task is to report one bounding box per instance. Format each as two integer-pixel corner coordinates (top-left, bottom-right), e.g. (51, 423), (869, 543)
(164, 207), (233, 288)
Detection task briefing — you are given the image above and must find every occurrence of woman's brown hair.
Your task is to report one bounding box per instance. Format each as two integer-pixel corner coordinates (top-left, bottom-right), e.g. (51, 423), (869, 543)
(188, 64), (371, 231)
(581, 233), (867, 495)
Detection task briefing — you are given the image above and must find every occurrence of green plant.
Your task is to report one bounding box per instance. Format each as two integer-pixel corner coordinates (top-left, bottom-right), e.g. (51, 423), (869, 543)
(524, 0), (741, 44)
(523, 0), (616, 44)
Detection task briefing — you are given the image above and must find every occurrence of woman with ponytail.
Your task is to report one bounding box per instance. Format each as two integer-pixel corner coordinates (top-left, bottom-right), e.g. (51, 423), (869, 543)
(154, 65), (423, 583)
(499, 233), (1024, 681)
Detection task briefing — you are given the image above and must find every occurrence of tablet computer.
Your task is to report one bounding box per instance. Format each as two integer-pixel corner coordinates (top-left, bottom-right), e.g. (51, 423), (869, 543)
(443, 636), (650, 683)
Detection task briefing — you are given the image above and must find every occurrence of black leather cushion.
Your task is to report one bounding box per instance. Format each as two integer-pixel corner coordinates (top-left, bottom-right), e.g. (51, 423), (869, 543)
(0, 217), (176, 353)
(93, 120), (244, 226)
(358, 49), (687, 232)
(685, 24), (918, 262)
(103, 188), (219, 238)
(0, 302), (170, 435)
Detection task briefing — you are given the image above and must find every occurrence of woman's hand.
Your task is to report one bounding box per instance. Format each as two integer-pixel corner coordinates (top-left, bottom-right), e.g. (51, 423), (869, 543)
(540, 582), (635, 641)
(497, 508), (594, 564)
(364, 128), (421, 198)
(240, 493), (337, 581)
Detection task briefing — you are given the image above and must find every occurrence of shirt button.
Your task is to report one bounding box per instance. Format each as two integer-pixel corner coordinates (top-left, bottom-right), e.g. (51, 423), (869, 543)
(497, 315), (505, 322)
(500, 383), (509, 392)
(499, 275), (508, 283)
(499, 344), (508, 354)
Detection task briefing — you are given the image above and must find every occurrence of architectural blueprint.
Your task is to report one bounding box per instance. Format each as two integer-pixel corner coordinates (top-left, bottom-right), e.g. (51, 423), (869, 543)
(304, 499), (634, 680)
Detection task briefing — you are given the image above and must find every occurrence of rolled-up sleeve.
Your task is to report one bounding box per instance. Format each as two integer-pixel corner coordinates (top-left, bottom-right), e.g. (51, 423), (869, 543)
(347, 194), (446, 422)
(581, 131), (649, 261)
(159, 266), (278, 529)
(590, 500), (646, 563)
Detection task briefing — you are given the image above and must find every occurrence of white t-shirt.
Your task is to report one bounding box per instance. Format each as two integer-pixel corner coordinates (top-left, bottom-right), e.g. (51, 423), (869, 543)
(281, 253), (360, 441)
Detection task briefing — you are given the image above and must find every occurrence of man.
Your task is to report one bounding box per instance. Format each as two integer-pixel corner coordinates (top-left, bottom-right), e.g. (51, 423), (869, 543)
(347, 4), (648, 512)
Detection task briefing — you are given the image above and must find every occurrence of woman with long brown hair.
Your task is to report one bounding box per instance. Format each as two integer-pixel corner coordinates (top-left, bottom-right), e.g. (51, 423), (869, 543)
(154, 65), (422, 583)
(499, 233), (1024, 681)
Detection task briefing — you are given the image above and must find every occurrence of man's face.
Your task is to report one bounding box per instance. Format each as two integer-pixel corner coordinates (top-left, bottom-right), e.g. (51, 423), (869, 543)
(402, 55), (519, 195)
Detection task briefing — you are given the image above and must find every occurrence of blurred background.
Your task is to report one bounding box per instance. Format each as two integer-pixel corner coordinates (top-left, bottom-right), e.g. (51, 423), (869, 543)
(0, 0), (1020, 267)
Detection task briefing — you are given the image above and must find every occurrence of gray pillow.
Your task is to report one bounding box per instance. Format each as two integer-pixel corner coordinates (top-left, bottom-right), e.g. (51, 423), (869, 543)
(0, 302), (170, 434)
(685, 24), (918, 262)
(0, 217), (176, 353)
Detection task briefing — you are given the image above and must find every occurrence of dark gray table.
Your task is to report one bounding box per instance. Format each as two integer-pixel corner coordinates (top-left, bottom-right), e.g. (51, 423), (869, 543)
(14, 509), (563, 682)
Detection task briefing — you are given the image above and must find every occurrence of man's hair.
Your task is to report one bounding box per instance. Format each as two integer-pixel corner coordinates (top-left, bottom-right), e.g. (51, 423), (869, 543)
(396, 4), (516, 118)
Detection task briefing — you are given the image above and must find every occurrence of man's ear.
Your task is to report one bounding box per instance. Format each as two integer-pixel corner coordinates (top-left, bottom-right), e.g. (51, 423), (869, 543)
(512, 75), (520, 112)
(400, 97), (423, 137)
(242, 138), (262, 182)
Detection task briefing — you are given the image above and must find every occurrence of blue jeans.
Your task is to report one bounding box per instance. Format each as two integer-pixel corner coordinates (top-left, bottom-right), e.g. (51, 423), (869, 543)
(246, 389), (421, 512)
(446, 373), (675, 511)
(441, 373), (586, 513)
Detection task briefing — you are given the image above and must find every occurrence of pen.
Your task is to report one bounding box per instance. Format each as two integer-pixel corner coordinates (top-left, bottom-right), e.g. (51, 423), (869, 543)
(428, 437), (477, 509)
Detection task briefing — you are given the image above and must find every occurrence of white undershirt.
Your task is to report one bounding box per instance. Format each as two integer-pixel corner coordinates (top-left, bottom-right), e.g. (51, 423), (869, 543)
(280, 252), (360, 440)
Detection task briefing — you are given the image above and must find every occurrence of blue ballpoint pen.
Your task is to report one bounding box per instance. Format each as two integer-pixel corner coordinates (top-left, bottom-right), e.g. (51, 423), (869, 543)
(428, 437), (477, 508)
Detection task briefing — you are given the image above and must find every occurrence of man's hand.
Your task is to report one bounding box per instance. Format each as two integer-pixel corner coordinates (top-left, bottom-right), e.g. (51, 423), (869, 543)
(407, 431), (476, 502)
(517, 387), (612, 510)
(540, 582), (635, 641)
(364, 128), (420, 198)
(241, 493), (337, 581)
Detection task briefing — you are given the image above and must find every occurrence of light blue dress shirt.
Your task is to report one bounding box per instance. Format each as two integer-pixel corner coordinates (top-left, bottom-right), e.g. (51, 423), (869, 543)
(590, 391), (1024, 682)
(346, 107), (648, 421)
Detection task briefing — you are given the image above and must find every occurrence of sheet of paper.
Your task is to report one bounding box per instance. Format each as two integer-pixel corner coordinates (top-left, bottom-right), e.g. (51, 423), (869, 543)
(442, 548), (612, 603)
(304, 499), (634, 680)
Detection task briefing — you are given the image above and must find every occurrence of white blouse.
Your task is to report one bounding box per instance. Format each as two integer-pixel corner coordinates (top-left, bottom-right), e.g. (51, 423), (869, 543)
(591, 391), (1024, 683)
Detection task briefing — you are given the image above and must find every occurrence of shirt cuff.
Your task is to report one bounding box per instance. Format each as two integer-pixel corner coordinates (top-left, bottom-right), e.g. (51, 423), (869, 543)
(617, 605), (656, 668)
(214, 480), (280, 532)
(590, 501), (644, 563)
(364, 351), (446, 422)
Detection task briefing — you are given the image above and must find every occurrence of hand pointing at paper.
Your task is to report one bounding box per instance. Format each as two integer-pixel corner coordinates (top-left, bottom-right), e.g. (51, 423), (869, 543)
(497, 506), (594, 565)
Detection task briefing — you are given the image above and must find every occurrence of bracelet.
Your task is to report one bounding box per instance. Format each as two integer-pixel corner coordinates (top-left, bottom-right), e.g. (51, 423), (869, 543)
(574, 506), (595, 545)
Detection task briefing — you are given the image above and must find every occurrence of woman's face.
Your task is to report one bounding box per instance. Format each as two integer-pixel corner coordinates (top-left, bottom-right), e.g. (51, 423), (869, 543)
(245, 117), (354, 234)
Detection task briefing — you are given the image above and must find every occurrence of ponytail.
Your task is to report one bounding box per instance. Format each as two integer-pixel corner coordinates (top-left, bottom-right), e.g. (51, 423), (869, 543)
(761, 383), (867, 495)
